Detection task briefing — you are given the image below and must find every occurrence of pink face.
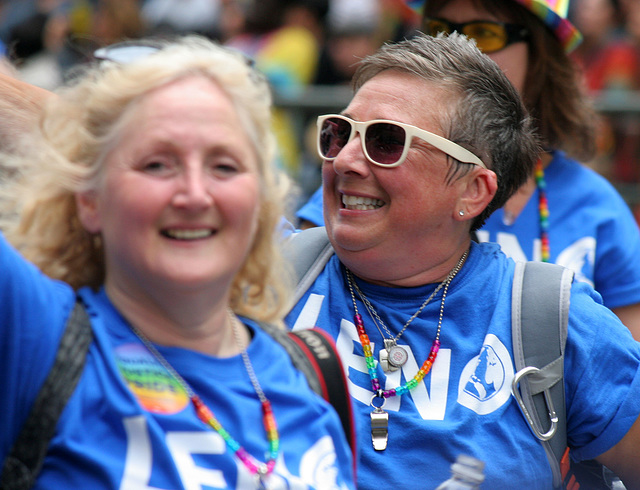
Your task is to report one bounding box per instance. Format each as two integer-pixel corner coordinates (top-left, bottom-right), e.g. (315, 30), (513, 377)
(322, 71), (480, 284)
(77, 76), (261, 297)
(431, 0), (529, 94)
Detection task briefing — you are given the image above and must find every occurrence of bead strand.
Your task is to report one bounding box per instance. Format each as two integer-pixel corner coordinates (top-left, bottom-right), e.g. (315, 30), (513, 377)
(347, 250), (467, 400)
(535, 158), (550, 262)
(129, 314), (280, 482)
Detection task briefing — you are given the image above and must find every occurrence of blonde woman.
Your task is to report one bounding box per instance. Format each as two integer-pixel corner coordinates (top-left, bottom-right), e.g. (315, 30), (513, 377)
(0, 36), (354, 489)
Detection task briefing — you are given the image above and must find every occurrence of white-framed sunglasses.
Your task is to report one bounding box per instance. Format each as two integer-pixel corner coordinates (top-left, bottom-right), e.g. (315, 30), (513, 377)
(317, 114), (486, 168)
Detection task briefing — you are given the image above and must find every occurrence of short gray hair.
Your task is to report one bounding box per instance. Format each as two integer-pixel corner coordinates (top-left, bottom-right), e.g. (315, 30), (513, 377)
(353, 32), (539, 230)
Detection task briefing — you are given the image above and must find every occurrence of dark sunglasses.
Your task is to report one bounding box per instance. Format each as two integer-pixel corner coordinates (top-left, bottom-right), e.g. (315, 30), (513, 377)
(317, 114), (485, 168)
(423, 17), (529, 53)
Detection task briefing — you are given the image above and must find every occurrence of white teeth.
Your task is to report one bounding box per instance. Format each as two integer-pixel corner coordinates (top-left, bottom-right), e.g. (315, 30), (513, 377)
(342, 195), (384, 210)
(165, 229), (212, 240)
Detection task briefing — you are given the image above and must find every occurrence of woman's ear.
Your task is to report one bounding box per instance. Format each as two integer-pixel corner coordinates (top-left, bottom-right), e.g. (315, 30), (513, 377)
(75, 191), (102, 233)
(455, 168), (498, 221)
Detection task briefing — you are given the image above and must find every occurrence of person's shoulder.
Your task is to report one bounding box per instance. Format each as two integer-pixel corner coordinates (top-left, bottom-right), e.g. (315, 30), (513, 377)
(295, 186), (324, 228)
(470, 240), (506, 262)
(550, 151), (611, 184)
(550, 151), (628, 201)
(463, 241), (515, 286)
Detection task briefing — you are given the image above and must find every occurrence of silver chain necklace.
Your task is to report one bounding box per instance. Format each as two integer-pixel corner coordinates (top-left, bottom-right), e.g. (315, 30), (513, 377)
(127, 311), (278, 488)
(346, 251), (468, 373)
(128, 311), (269, 403)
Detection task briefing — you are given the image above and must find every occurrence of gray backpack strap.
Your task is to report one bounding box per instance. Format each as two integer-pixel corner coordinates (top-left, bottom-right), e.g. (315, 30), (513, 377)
(511, 261), (573, 489)
(283, 226), (334, 307)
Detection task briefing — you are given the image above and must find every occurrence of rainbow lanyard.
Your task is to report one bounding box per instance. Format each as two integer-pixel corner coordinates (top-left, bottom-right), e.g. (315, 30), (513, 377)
(192, 396), (278, 479)
(354, 312), (441, 398)
(536, 158), (550, 262)
(129, 320), (279, 485)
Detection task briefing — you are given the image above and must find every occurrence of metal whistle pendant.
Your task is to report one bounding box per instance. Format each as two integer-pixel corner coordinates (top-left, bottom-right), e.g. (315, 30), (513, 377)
(254, 467), (268, 489)
(380, 339), (408, 372)
(371, 406), (389, 451)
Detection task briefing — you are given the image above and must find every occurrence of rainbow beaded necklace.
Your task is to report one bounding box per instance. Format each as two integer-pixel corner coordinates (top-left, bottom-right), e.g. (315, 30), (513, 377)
(535, 158), (550, 262)
(502, 158), (550, 262)
(128, 312), (279, 485)
(345, 250), (468, 450)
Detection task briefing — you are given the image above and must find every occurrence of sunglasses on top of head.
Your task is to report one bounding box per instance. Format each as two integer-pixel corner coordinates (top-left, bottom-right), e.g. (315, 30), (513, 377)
(422, 17), (529, 53)
(316, 114), (486, 169)
(93, 40), (257, 68)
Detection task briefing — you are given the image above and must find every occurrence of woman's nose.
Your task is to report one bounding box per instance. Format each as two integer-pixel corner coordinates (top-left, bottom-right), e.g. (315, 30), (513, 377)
(330, 131), (372, 177)
(172, 167), (214, 209)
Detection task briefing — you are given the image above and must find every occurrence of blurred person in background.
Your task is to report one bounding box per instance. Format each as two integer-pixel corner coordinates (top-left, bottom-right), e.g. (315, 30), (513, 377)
(224, 0), (329, 183)
(570, 0), (640, 187)
(1, 0), (147, 89)
(417, 0), (640, 340)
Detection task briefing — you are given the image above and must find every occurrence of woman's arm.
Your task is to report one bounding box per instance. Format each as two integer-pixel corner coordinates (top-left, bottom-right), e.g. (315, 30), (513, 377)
(597, 414), (640, 489)
(0, 72), (54, 149)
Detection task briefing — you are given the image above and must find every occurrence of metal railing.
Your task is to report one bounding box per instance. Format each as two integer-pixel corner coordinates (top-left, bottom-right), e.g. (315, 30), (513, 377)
(275, 86), (640, 115)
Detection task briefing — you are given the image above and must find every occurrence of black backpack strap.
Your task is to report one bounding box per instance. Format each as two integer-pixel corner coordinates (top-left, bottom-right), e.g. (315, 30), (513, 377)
(287, 328), (356, 456)
(258, 322), (356, 461)
(511, 261), (573, 489)
(283, 227), (334, 307)
(1, 299), (93, 490)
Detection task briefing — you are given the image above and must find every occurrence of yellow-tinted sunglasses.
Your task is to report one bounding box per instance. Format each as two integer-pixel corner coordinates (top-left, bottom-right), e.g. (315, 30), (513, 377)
(423, 17), (529, 53)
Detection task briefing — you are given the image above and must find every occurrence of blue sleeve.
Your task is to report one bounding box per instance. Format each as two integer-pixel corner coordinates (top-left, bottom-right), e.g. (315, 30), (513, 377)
(591, 184), (640, 309)
(295, 185), (324, 227)
(564, 280), (640, 460)
(0, 233), (76, 459)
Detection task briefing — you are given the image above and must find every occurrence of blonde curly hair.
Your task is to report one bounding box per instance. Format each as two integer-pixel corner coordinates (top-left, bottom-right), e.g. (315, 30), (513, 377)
(0, 35), (295, 323)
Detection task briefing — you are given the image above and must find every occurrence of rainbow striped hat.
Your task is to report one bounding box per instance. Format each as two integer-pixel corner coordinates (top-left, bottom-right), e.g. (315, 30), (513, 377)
(405, 0), (582, 52)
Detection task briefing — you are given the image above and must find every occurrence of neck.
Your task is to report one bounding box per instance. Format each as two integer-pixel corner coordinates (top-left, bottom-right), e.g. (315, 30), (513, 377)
(106, 281), (247, 356)
(503, 152), (552, 222)
(343, 242), (471, 288)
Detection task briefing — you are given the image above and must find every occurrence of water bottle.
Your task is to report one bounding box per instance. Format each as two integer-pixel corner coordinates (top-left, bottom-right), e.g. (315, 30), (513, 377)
(435, 454), (485, 489)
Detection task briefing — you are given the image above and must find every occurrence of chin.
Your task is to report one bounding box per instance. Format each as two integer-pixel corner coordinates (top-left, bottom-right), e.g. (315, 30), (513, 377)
(329, 226), (373, 254)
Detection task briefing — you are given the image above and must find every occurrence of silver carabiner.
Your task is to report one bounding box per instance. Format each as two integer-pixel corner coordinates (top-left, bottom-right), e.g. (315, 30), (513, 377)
(511, 366), (558, 441)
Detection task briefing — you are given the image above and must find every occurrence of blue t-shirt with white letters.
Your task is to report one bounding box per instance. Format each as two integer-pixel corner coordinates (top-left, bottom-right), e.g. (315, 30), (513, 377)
(286, 240), (640, 489)
(0, 233), (355, 490)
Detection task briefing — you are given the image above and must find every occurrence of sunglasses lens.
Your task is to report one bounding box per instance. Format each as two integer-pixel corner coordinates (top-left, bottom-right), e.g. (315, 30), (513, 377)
(365, 122), (406, 166)
(423, 18), (452, 36)
(319, 117), (352, 158)
(93, 44), (161, 63)
(463, 22), (508, 53)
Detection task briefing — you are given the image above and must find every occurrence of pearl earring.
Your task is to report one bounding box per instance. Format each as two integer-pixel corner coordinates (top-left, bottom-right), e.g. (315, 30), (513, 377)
(459, 210), (465, 217)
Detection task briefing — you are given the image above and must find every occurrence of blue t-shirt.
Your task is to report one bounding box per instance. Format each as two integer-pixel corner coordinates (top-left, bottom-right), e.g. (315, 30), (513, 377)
(296, 185), (324, 228)
(285, 241), (640, 489)
(296, 152), (640, 310)
(0, 233), (355, 489)
(478, 150), (640, 309)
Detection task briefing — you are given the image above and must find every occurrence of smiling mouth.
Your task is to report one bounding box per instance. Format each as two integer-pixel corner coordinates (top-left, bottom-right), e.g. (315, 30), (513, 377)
(342, 195), (385, 210)
(161, 229), (216, 240)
